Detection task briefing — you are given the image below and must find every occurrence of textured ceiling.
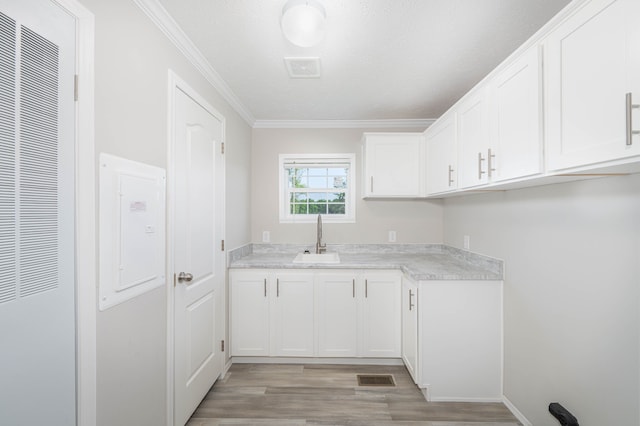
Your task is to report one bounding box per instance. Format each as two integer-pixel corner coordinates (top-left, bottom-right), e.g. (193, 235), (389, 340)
(157, 0), (571, 122)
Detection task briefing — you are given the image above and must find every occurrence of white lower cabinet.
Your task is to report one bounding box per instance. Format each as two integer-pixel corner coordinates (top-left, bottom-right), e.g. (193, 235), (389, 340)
(271, 272), (315, 357)
(230, 271), (270, 356)
(231, 269), (401, 358)
(316, 272), (358, 357)
(360, 272), (402, 357)
(401, 276), (419, 382)
(415, 280), (503, 401)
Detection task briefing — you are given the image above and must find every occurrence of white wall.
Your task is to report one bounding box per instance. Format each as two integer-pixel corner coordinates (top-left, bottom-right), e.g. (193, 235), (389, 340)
(252, 128), (443, 244)
(79, 0), (252, 424)
(443, 174), (640, 426)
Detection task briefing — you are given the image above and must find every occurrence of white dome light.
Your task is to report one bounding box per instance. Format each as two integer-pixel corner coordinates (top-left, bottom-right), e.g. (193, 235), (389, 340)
(281, 0), (326, 47)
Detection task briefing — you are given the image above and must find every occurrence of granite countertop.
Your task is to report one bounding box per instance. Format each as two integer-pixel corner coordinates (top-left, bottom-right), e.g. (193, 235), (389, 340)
(228, 244), (503, 281)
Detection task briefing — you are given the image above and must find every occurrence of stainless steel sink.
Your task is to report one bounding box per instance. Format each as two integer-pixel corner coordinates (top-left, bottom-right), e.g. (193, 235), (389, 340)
(292, 252), (340, 264)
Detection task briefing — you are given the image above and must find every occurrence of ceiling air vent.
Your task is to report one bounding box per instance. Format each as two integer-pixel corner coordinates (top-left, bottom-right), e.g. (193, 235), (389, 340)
(284, 57), (321, 79)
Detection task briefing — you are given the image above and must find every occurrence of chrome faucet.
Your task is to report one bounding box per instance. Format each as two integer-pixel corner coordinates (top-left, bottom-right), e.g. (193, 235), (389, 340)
(315, 214), (326, 254)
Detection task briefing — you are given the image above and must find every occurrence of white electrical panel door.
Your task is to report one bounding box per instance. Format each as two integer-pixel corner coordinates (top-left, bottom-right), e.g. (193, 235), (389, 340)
(99, 153), (166, 310)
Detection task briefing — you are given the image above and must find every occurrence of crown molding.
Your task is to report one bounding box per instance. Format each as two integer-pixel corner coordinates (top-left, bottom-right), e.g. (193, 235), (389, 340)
(253, 119), (436, 130)
(133, 0), (256, 126)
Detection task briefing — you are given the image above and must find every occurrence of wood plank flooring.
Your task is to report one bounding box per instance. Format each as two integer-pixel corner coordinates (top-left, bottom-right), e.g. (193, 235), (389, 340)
(186, 364), (521, 426)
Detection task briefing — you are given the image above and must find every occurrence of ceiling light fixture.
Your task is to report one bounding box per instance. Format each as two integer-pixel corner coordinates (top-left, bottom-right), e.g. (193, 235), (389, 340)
(281, 0), (326, 47)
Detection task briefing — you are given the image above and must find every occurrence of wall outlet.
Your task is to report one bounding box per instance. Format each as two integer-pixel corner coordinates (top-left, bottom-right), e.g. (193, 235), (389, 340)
(464, 235), (470, 250)
(388, 230), (397, 243)
(262, 231), (270, 243)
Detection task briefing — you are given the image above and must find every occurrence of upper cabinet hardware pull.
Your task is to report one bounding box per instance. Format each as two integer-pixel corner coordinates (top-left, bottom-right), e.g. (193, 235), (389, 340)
(626, 93), (640, 146)
(488, 148), (496, 178)
(264, 278), (267, 297)
(448, 165), (455, 186)
(277, 278), (280, 297)
(478, 152), (486, 180)
(370, 176), (374, 193)
(365, 279), (368, 298)
(352, 279), (355, 298)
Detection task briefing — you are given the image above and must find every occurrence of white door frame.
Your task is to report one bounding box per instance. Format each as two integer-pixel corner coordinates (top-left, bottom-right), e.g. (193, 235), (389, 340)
(166, 70), (226, 426)
(47, 0), (96, 425)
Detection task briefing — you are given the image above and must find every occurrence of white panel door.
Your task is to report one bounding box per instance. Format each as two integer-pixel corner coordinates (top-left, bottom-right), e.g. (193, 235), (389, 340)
(360, 272), (401, 357)
(545, 0), (640, 170)
(173, 88), (225, 426)
(0, 1), (76, 424)
(316, 272), (358, 357)
(271, 272), (315, 357)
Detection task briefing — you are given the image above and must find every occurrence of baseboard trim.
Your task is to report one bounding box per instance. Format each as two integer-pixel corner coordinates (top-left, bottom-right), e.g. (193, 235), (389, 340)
(231, 356), (405, 366)
(503, 395), (532, 426)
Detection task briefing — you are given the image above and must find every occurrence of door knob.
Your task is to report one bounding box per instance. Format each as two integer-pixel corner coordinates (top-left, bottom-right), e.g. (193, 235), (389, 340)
(177, 272), (193, 283)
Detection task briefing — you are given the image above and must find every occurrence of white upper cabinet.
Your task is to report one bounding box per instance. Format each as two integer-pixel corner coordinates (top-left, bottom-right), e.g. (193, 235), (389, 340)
(362, 132), (425, 198)
(425, 111), (458, 195)
(545, 0), (640, 171)
(490, 45), (543, 181)
(457, 87), (491, 189)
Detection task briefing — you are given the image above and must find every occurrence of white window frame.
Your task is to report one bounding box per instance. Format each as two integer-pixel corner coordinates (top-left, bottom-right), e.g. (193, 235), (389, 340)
(279, 153), (356, 223)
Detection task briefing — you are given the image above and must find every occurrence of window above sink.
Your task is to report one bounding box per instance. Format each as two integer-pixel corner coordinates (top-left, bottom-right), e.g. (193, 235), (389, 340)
(279, 153), (356, 224)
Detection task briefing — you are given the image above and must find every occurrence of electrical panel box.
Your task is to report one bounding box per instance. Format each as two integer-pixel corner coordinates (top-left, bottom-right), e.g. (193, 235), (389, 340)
(99, 153), (166, 311)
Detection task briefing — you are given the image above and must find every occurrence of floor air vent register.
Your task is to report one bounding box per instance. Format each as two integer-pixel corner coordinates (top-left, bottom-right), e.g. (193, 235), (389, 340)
(356, 374), (395, 386)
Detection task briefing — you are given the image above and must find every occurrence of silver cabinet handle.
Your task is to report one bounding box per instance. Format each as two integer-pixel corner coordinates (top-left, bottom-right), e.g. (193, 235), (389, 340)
(448, 165), (454, 186)
(264, 278), (267, 297)
(478, 152), (486, 180)
(352, 279), (355, 298)
(370, 176), (374, 193)
(626, 93), (639, 146)
(488, 148), (496, 178)
(277, 278), (280, 297)
(409, 289), (415, 311)
(177, 272), (193, 284)
(365, 279), (368, 298)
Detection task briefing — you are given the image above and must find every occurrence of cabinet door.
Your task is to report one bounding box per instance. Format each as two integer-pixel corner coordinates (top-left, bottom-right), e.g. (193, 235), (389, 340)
(457, 88), (491, 188)
(491, 46), (542, 181)
(545, 0), (640, 170)
(360, 273), (401, 357)
(418, 281), (503, 400)
(401, 277), (419, 383)
(425, 111), (457, 195)
(271, 272), (315, 357)
(230, 271), (270, 356)
(316, 273), (358, 357)
(363, 133), (425, 197)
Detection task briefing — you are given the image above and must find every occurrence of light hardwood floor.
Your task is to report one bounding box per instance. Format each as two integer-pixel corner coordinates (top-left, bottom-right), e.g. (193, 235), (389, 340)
(186, 364), (521, 426)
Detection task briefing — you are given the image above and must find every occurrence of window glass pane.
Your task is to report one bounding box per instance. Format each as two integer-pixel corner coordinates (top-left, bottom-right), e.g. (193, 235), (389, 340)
(308, 204), (328, 214)
(328, 193), (345, 202)
(291, 203), (308, 214)
(332, 176), (346, 188)
(308, 176), (327, 188)
(328, 168), (347, 176)
(293, 193), (307, 202)
(308, 168), (327, 177)
(308, 192), (328, 202)
(288, 168), (307, 188)
(328, 204), (346, 214)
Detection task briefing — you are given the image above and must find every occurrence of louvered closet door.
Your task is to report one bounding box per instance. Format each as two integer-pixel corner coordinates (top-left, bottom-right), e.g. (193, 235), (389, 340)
(0, 1), (76, 425)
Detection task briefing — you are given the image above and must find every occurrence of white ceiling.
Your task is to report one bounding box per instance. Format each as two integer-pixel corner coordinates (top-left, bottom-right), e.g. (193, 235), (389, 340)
(157, 0), (571, 124)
